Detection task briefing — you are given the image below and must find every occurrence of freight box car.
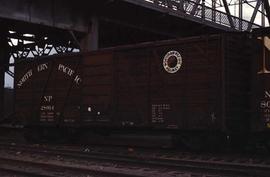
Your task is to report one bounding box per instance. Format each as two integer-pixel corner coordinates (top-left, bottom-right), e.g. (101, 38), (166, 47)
(14, 33), (268, 148)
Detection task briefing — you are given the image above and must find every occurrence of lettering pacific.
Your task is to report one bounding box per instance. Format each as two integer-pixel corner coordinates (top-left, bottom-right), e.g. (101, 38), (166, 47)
(58, 64), (82, 84)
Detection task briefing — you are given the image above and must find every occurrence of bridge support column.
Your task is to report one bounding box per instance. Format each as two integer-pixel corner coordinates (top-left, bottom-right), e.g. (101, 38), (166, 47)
(80, 16), (99, 51)
(0, 29), (9, 120)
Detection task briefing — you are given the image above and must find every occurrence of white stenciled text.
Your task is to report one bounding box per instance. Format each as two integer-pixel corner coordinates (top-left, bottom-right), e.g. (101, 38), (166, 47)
(17, 63), (82, 88)
(58, 64), (75, 76)
(58, 64), (82, 85)
(17, 69), (33, 88)
(37, 63), (48, 72)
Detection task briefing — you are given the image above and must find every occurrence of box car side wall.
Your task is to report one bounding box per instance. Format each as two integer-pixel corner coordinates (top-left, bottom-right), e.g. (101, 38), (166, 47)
(81, 36), (225, 131)
(14, 34), (260, 134)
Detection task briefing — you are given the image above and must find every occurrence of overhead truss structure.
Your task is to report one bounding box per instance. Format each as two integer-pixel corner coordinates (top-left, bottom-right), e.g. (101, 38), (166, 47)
(5, 29), (80, 78)
(0, 0), (268, 34)
(129, 0), (270, 31)
(0, 25), (81, 120)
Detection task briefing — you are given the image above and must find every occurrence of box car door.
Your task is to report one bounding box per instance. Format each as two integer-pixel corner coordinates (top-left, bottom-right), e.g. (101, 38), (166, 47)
(150, 48), (186, 129)
(47, 57), (82, 125)
(150, 37), (222, 130)
(15, 55), (82, 126)
(114, 49), (151, 127)
(15, 61), (37, 124)
(81, 52), (114, 124)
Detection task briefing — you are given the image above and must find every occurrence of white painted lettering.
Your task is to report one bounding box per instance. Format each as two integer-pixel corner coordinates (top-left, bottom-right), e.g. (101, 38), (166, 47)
(261, 101), (270, 109)
(74, 75), (82, 85)
(44, 96), (53, 102)
(58, 64), (75, 76)
(37, 63), (48, 72)
(40, 105), (54, 111)
(17, 69), (33, 88)
(67, 69), (74, 76)
(265, 91), (270, 98)
(58, 64), (64, 71)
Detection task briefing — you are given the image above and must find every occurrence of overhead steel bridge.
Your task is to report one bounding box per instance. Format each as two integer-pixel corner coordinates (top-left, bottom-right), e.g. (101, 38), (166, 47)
(125, 0), (265, 31)
(0, 0), (269, 34)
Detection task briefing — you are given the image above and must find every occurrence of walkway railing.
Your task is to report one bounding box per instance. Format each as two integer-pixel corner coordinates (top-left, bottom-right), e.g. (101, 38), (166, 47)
(140, 0), (261, 31)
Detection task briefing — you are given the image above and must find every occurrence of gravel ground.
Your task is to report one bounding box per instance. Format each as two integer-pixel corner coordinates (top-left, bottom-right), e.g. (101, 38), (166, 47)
(0, 147), (241, 177)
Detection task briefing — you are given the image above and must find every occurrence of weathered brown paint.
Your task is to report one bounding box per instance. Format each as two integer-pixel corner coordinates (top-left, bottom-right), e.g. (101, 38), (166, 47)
(14, 34), (262, 132)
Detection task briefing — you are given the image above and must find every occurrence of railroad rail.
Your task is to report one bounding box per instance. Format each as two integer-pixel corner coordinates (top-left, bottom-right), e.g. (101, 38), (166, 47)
(124, 0), (261, 31)
(0, 143), (269, 177)
(0, 156), (144, 177)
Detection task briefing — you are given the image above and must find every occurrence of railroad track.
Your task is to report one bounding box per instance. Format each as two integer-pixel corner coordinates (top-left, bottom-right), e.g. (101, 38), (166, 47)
(0, 155), (144, 177)
(0, 142), (269, 177)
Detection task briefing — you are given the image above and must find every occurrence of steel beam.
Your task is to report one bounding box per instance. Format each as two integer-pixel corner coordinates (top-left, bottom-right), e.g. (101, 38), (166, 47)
(0, 0), (89, 33)
(263, 0), (270, 24)
(167, 0), (172, 8)
(212, 0), (216, 22)
(122, 0), (235, 31)
(80, 16), (99, 51)
(247, 0), (261, 31)
(178, 0), (184, 12)
(202, 0), (205, 20)
(222, 0), (235, 29)
(262, 1), (266, 27)
(239, 0), (243, 30)
(190, 0), (201, 16)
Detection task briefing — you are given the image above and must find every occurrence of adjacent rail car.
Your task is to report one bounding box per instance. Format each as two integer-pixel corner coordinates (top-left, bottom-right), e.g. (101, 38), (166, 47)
(14, 33), (269, 147)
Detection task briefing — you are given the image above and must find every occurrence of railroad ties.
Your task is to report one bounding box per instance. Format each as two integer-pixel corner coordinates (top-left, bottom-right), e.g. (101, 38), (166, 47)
(0, 142), (269, 177)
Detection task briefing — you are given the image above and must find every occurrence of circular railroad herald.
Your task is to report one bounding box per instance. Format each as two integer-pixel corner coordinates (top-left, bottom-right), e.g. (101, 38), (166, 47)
(163, 50), (182, 73)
